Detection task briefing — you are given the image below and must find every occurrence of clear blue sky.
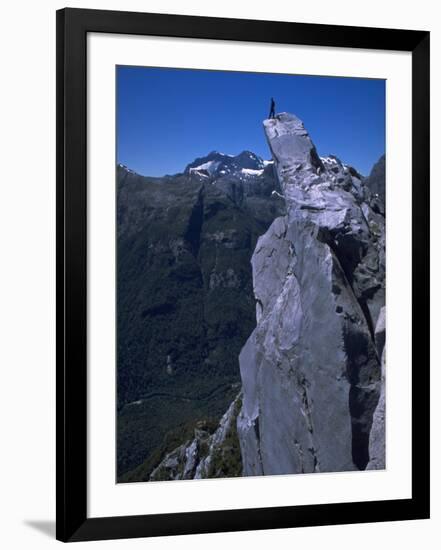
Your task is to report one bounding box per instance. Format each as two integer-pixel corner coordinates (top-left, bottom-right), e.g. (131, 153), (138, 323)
(117, 66), (385, 177)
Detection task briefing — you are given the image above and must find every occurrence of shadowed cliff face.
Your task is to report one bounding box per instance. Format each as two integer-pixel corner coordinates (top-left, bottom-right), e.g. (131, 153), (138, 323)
(365, 154), (386, 206)
(117, 154), (284, 480)
(238, 113), (385, 475)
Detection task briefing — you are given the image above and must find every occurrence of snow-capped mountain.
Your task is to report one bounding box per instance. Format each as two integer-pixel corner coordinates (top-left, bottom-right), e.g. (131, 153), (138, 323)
(184, 150), (271, 178)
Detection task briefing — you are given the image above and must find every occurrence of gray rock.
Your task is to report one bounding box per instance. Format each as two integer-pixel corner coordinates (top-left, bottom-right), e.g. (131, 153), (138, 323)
(238, 112), (385, 475)
(150, 393), (243, 481)
(366, 347), (385, 470)
(263, 113), (324, 182)
(367, 308), (386, 470)
(374, 306), (386, 358)
(364, 154), (386, 206)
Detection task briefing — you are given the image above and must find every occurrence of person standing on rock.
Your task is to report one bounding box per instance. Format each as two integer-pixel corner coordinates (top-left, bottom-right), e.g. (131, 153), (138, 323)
(268, 97), (276, 119)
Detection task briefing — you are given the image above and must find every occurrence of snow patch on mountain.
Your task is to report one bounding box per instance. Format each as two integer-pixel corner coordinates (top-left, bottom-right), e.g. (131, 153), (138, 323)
(189, 160), (221, 175)
(241, 168), (265, 176)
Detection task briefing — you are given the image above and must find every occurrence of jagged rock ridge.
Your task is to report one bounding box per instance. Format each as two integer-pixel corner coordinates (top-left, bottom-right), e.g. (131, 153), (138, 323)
(237, 112), (385, 475)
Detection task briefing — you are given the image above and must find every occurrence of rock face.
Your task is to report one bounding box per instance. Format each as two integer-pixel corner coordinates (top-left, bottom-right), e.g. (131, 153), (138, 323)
(149, 393), (243, 481)
(367, 307), (386, 470)
(238, 113), (385, 475)
(117, 152), (284, 480)
(365, 154), (386, 206)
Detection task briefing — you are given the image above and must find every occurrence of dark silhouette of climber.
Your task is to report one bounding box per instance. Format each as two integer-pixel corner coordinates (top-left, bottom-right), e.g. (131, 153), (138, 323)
(268, 97), (276, 119)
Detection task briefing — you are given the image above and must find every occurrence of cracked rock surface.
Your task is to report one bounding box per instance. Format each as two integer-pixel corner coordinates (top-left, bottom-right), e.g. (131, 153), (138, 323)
(238, 113), (385, 475)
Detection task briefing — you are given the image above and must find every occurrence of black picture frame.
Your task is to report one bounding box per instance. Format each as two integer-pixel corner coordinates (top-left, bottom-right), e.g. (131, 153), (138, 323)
(56, 7), (430, 543)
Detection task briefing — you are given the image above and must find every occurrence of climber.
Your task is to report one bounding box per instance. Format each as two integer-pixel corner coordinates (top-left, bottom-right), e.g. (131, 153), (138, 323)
(268, 97), (276, 119)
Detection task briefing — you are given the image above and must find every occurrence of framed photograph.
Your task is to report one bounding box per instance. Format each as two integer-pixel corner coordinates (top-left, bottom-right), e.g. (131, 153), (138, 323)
(56, 8), (430, 542)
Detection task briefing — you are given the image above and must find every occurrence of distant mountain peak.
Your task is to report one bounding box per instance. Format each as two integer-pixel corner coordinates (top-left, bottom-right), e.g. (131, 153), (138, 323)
(184, 150), (271, 179)
(117, 163), (139, 176)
